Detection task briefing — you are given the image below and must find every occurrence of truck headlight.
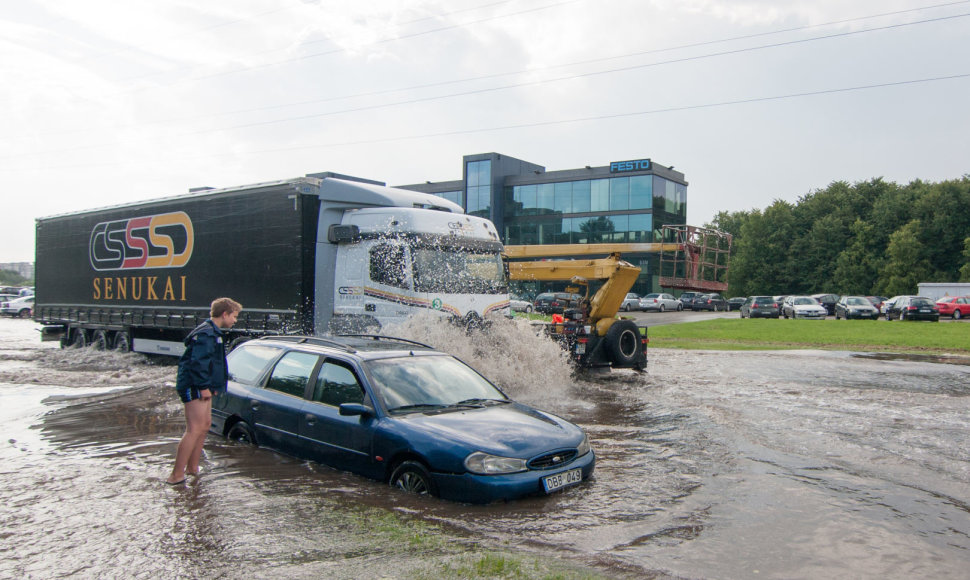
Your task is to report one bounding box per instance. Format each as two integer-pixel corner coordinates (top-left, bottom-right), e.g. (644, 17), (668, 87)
(464, 451), (528, 475)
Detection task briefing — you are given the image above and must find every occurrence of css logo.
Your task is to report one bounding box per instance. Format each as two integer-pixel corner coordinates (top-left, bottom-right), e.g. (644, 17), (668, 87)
(89, 211), (194, 271)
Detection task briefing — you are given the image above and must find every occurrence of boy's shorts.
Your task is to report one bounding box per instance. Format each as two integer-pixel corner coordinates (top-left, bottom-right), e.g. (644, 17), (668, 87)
(177, 386), (207, 404)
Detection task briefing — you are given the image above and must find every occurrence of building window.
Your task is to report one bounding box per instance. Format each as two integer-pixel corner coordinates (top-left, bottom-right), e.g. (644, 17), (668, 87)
(652, 176), (667, 213)
(609, 177), (629, 211)
(537, 183), (554, 213)
(630, 175), (652, 209)
(554, 182), (572, 213)
(591, 179), (609, 211)
(466, 160), (491, 217)
(572, 180), (591, 213)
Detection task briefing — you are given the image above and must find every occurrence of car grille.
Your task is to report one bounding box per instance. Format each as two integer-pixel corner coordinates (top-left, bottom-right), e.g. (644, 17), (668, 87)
(528, 450), (578, 470)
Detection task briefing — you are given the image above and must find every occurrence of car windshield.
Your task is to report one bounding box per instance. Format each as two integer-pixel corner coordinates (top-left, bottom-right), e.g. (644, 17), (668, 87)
(845, 297), (869, 305)
(365, 355), (509, 414)
(794, 297), (817, 305)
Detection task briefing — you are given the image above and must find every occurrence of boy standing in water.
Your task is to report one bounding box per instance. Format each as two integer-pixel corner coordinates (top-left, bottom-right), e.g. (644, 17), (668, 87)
(166, 297), (242, 485)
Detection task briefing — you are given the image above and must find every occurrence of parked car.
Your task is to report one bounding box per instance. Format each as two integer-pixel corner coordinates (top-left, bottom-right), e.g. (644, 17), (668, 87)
(739, 296), (780, 318)
(678, 292), (702, 310)
(1, 295), (33, 318)
(935, 296), (970, 320)
(509, 295), (533, 313)
(639, 292), (682, 312)
(886, 296), (939, 321)
(727, 297), (746, 311)
(881, 296), (903, 318)
(620, 293), (641, 312)
(692, 293), (728, 312)
(212, 335), (595, 504)
(782, 296), (827, 319)
(834, 296), (879, 320)
(811, 293), (840, 316)
(533, 292), (582, 314)
(866, 296), (888, 311)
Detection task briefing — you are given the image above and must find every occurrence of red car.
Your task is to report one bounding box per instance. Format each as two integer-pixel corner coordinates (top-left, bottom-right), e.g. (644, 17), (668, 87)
(935, 296), (970, 320)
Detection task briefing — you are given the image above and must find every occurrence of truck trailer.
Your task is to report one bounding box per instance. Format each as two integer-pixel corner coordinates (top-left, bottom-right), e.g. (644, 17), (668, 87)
(34, 173), (509, 355)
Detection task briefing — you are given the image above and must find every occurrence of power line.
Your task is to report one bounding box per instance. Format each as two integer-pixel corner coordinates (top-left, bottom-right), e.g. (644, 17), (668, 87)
(7, 10), (967, 159)
(21, 0), (970, 142)
(7, 72), (967, 172)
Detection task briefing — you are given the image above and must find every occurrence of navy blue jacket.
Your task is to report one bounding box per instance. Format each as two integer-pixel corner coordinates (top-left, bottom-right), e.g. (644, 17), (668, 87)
(175, 320), (228, 392)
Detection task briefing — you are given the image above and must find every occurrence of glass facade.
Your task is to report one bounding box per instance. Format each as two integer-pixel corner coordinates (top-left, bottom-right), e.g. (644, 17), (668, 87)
(502, 175), (685, 246)
(466, 160), (491, 217)
(416, 154), (688, 295)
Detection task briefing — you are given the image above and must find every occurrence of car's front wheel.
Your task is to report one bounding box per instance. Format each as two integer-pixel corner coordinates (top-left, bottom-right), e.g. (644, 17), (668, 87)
(954, 310), (962, 320)
(390, 460), (437, 497)
(525, 305), (533, 314)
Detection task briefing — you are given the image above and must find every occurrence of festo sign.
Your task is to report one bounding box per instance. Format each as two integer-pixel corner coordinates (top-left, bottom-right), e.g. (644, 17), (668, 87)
(609, 159), (651, 173)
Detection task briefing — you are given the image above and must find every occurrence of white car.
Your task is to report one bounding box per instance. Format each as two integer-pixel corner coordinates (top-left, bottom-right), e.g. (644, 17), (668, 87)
(509, 295), (533, 313)
(1, 295), (33, 318)
(782, 296), (827, 319)
(639, 292), (682, 312)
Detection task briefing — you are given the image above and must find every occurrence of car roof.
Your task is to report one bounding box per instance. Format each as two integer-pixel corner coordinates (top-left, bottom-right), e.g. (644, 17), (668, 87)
(242, 334), (445, 362)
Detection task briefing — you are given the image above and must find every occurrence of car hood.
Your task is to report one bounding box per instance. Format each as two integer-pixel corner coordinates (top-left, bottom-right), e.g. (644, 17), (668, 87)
(394, 402), (581, 458)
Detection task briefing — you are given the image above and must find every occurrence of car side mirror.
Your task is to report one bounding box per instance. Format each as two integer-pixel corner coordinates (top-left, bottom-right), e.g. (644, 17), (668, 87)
(339, 403), (373, 417)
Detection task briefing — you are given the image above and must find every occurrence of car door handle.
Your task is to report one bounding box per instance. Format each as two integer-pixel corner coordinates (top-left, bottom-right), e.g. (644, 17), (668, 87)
(305, 414), (316, 427)
(250, 400), (260, 411)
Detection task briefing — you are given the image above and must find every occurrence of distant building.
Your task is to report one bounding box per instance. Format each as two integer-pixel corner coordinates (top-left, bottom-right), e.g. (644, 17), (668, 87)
(918, 282), (970, 300)
(0, 262), (34, 280)
(396, 152), (687, 295)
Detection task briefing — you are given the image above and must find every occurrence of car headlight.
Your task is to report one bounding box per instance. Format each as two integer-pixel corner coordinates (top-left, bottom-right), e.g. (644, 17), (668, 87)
(464, 452), (528, 475)
(576, 432), (591, 457)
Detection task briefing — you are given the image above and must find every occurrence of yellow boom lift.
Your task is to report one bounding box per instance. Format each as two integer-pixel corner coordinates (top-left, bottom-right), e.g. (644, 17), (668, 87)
(505, 225), (732, 371)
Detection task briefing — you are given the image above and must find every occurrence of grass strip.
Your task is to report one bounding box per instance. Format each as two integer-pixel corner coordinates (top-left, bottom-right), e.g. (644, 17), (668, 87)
(646, 318), (970, 354)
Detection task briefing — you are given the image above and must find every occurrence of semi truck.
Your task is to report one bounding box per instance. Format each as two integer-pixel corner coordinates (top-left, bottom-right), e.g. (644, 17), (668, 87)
(34, 172), (509, 355)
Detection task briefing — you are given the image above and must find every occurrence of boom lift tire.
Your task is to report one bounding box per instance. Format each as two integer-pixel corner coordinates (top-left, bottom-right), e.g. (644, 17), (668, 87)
(604, 319), (642, 367)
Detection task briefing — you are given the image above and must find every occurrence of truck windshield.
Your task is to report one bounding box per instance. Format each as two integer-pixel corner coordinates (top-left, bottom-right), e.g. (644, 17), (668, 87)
(411, 246), (507, 295)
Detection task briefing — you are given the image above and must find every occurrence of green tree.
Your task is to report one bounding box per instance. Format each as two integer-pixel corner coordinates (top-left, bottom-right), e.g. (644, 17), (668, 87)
(877, 220), (932, 296)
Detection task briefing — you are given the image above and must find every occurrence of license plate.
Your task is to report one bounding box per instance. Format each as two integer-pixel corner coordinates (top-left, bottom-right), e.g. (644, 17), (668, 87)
(542, 468), (582, 493)
(920, 309), (930, 313)
(575, 343), (586, 354)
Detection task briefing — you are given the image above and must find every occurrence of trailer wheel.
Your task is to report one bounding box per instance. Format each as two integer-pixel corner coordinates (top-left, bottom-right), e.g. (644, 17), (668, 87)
(69, 328), (88, 348)
(92, 330), (108, 351)
(604, 319), (642, 367)
(113, 331), (131, 353)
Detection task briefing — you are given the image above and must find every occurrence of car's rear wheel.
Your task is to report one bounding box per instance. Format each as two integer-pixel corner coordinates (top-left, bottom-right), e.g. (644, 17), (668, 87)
(954, 310), (962, 320)
(605, 319), (642, 367)
(525, 305), (533, 313)
(659, 304), (666, 312)
(227, 421), (257, 445)
(18, 309), (31, 319)
(390, 460), (437, 497)
(69, 328), (88, 348)
(92, 330), (109, 351)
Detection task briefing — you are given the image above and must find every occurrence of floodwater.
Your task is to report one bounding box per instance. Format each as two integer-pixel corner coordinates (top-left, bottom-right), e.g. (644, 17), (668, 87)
(2, 316), (969, 579)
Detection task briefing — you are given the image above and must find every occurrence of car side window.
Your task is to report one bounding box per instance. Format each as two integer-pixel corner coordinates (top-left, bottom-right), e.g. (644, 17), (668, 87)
(265, 351), (320, 398)
(227, 345), (283, 384)
(312, 360), (365, 407)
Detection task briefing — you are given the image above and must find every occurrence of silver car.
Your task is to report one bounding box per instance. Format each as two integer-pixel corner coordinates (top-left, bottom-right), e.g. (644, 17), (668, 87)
(620, 293), (641, 312)
(782, 296), (827, 319)
(639, 293), (682, 312)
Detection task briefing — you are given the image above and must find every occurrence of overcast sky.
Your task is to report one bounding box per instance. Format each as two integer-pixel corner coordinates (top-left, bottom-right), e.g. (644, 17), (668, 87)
(2, 0), (968, 263)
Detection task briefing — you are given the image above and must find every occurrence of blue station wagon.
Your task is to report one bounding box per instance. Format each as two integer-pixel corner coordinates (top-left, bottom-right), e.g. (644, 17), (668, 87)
(211, 335), (594, 503)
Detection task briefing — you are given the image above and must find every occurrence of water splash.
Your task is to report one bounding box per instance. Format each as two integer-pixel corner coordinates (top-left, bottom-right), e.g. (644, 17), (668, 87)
(381, 313), (576, 407)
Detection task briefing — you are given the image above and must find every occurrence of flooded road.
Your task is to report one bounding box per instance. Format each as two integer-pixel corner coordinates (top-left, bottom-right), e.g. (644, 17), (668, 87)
(2, 316), (969, 579)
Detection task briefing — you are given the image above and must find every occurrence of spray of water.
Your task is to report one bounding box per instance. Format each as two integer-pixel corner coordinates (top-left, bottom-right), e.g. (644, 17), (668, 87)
(382, 313), (577, 407)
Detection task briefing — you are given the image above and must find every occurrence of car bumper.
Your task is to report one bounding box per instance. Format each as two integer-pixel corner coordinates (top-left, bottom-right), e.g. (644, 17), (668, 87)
(845, 311), (879, 319)
(749, 310), (778, 318)
(793, 313), (826, 319)
(432, 450), (595, 504)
